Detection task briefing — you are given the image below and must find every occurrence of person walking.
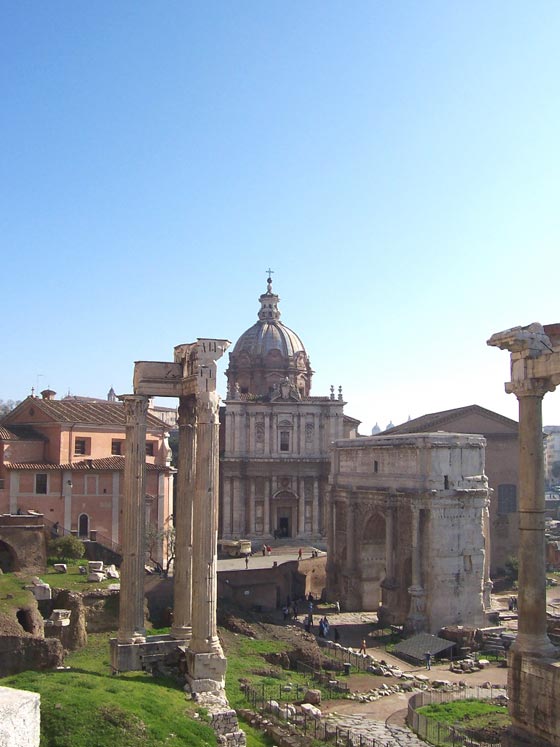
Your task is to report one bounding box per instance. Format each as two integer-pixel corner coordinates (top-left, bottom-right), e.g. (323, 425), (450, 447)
(424, 651), (432, 670)
(298, 548), (303, 561)
(245, 554), (249, 569)
(359, 639), (367, 655)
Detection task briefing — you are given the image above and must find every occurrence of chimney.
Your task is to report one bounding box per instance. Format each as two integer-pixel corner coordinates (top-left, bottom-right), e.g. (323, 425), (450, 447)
(41, 389), (56, 400)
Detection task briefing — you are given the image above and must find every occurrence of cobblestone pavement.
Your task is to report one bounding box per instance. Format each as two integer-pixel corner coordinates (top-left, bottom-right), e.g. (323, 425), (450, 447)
(324, 712), (428, 747)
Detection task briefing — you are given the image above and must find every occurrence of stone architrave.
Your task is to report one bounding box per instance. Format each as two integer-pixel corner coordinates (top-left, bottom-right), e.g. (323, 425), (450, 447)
(117, 395), (148, 644)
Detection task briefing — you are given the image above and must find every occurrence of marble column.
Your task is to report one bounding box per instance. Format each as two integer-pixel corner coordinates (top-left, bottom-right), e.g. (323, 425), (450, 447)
(385, 506), (395, 583)
(187, 391), (226, 690)
(297, 491), (305, 536)
(406, 503), (427, 632)
(117, 395), (148, 644)
(171, 396), (195, 642)
(511, 381), (557, 657)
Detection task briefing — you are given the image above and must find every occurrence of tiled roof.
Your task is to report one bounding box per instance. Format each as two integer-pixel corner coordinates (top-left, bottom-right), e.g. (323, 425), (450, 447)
(5, 457), (169, 472)
(0, 424), (47, 441)
(382, 404), (518, 436)
(3, 397), (167, 430)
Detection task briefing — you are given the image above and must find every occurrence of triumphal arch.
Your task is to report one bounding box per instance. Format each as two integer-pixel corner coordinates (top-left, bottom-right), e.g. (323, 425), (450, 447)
(110, 338), (230, 694)
(326, 432), (492, 633)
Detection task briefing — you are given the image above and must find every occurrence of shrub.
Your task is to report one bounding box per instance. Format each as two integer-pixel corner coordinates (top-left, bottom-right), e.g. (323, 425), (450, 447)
(49, 535), (86, 562)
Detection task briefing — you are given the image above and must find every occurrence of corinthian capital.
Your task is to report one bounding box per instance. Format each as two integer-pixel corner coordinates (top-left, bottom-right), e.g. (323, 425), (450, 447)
(120, 394), (149, 423)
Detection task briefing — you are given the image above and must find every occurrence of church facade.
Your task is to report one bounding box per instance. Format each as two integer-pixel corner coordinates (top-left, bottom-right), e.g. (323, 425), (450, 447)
(219, 277), (359, 541)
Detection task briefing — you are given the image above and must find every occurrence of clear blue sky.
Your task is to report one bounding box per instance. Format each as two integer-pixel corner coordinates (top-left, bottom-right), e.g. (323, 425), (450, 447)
(2, 2), (560, 432)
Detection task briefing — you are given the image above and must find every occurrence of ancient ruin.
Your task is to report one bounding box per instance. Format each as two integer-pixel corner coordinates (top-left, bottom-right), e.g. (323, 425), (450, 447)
(110, 339), (230, 692)
(488, 322), (560, 747)
(326, 432), (492, 633)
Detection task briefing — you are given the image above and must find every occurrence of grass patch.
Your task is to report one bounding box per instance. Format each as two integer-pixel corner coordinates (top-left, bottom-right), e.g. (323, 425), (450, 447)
(417, 698), (510, 742)
(41, 564), (119, 592)
(0, 573), (36, 614)
(1, 632), (216, 747)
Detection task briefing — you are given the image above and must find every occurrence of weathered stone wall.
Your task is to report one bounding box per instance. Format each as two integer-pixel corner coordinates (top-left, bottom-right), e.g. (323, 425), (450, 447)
(0, 686), (40, 747)
(0, 636), (63, 676)
(507, 651), (560, 747)
(0, 516), (46, 572)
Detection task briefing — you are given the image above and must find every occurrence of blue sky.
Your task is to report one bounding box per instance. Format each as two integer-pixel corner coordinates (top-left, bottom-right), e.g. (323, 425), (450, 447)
(2, 2), (560, 432)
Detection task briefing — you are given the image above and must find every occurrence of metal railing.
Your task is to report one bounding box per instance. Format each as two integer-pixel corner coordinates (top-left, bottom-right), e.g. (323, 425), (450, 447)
(407, 685), (508, 747)
(243, 682), (387, 747)
(44, 517), (121, 555)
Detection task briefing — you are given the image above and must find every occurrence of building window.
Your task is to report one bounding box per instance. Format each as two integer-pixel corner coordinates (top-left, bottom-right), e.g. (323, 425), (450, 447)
(78, 513), (89, 538)
(35, 473), (48, 494)
(374, 460), (379, 473)
(280, 431), (290, 452)
(497, 484), (517, 514)
(74, 438), (90, 456)
(145, 442), (155, 457)
(111, 440), (122, 455)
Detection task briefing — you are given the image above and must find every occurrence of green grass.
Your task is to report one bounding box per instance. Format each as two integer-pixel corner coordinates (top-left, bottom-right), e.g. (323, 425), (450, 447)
(2, 632), (216, 747)
(41, 564), (119, 592)
(417, 698), (510, 740)
(0, 572), (35, 614)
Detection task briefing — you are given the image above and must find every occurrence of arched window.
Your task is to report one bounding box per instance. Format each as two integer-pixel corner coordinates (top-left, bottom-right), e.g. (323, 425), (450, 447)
(78, 513), (89, 538)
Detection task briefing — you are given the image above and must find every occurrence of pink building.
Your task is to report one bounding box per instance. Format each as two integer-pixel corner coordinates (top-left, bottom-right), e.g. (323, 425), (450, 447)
(0, 390), (173, 563)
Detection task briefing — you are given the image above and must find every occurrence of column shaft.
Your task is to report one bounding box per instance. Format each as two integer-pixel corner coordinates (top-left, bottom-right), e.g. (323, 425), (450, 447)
(190, 392), (221, 653)
(171, 397), (195, 641)
(118, 395), (148, 644)
(514, 392), (556, 655)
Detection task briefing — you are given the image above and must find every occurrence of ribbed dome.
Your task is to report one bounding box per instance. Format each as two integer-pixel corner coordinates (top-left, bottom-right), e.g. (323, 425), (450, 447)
(225, 277), (313, 399)
(232, 320), (307, 359)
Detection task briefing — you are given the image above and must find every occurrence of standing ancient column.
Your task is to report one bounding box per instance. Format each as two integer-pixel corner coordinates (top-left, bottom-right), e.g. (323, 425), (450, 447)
(186, 389), (226, 689)
(406, 502), (427, 632)
(385, 505), (395, 583)
(171, 396), (195, 642)
(511, 381), (557, 656)
(117, 395), (148, 644)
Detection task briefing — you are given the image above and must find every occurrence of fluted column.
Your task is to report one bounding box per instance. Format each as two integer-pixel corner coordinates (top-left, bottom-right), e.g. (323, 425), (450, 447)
(171, 396), (195, 641)
(189, 391), (221, 654)
(118, 395), (148, 644)
(511, 381), (557, 656)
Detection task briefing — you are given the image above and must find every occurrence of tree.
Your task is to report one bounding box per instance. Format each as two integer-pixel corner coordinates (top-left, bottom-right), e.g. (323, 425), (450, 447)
(146, 521), (176, 577)
(48, 535), (86, 562)
(505, 556), (519, 583)
(0, 399), (21, 418)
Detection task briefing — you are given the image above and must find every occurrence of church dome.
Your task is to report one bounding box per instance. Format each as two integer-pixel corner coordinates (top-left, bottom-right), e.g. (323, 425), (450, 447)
(226, 276), (313, 399)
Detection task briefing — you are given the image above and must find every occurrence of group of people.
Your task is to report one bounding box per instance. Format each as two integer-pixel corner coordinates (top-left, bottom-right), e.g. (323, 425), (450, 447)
(508, 596), (518, 611)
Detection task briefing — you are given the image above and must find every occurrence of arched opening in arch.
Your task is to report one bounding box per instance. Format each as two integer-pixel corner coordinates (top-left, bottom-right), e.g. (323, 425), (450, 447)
(0, 540), (16, 572)
(78, 513), (89, 539)
(359, 512), (386, 611)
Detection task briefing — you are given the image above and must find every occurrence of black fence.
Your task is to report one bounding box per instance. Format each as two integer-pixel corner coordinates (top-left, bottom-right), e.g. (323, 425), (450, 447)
(243, 682), (386, 747)
(407, 685), (508, 747)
